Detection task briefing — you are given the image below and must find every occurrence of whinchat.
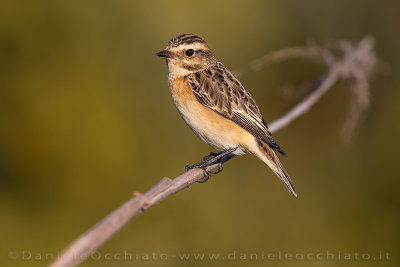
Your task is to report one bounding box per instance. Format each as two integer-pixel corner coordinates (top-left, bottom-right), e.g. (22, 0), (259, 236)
(156, 34), (296, 197)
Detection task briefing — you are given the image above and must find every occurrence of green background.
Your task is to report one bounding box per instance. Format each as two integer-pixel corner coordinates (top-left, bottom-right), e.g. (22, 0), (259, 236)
(1, 0), (399, 266)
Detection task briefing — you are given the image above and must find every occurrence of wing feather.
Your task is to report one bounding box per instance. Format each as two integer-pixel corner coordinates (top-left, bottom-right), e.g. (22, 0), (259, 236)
(188, 63), (287, 157)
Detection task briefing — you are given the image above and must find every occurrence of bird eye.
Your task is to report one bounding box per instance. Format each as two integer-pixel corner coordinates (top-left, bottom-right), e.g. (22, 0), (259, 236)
(185, 49), (195, 57)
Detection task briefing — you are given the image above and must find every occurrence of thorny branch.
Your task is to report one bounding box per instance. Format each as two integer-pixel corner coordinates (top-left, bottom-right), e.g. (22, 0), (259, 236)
(50, 37), (377, 267)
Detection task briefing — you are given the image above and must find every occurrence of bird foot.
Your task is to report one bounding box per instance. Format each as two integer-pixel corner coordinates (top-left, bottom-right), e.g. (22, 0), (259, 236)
(209, 162), (223, 174)
(185, 163), (210, 183)
(185, 147), (237, 183)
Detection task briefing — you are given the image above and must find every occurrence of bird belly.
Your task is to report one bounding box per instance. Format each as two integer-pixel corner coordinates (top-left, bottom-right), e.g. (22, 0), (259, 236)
(169, 77), (252, 155)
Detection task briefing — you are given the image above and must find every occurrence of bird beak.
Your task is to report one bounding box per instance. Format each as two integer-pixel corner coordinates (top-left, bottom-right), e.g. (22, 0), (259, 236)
(155, 50), (175, 58)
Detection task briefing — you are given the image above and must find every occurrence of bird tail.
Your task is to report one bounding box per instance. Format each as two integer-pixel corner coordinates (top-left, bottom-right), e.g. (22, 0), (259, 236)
(254, 140), (297, 197)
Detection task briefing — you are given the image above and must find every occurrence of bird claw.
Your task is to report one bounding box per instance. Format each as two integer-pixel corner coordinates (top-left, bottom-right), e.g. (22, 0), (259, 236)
(185, 162), (203, 172)
(185, 163), (211, 183)
(185, 148), (237, 183)
(197, 167), (210, 183)
(209, 163), (223, 174)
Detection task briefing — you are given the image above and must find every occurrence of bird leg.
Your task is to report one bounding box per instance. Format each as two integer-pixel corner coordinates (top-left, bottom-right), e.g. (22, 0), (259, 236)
(203, 151), (222, 162)
(185, 147), (238, 182)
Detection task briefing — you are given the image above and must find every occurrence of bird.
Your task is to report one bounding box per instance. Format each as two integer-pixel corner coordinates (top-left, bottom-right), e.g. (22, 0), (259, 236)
(156, 34), (296, 197)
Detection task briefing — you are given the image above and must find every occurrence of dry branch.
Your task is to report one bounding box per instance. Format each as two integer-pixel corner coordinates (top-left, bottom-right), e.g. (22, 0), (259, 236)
(50, 37), (376, 267)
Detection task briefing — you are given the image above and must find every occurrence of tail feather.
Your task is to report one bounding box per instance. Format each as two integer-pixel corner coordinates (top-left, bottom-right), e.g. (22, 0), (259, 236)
(255, 140), (297, 197)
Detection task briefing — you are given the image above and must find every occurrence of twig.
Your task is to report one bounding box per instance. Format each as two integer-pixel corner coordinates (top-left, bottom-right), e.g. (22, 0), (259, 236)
(257, 36), (377, 135)
(50, 166), (220, 267)
(50, 37), (376, 267)
(268, 69), (339, 132)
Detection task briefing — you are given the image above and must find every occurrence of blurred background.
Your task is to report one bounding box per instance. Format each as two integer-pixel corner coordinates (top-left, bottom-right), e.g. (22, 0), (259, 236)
(1, 0), (399, 266)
